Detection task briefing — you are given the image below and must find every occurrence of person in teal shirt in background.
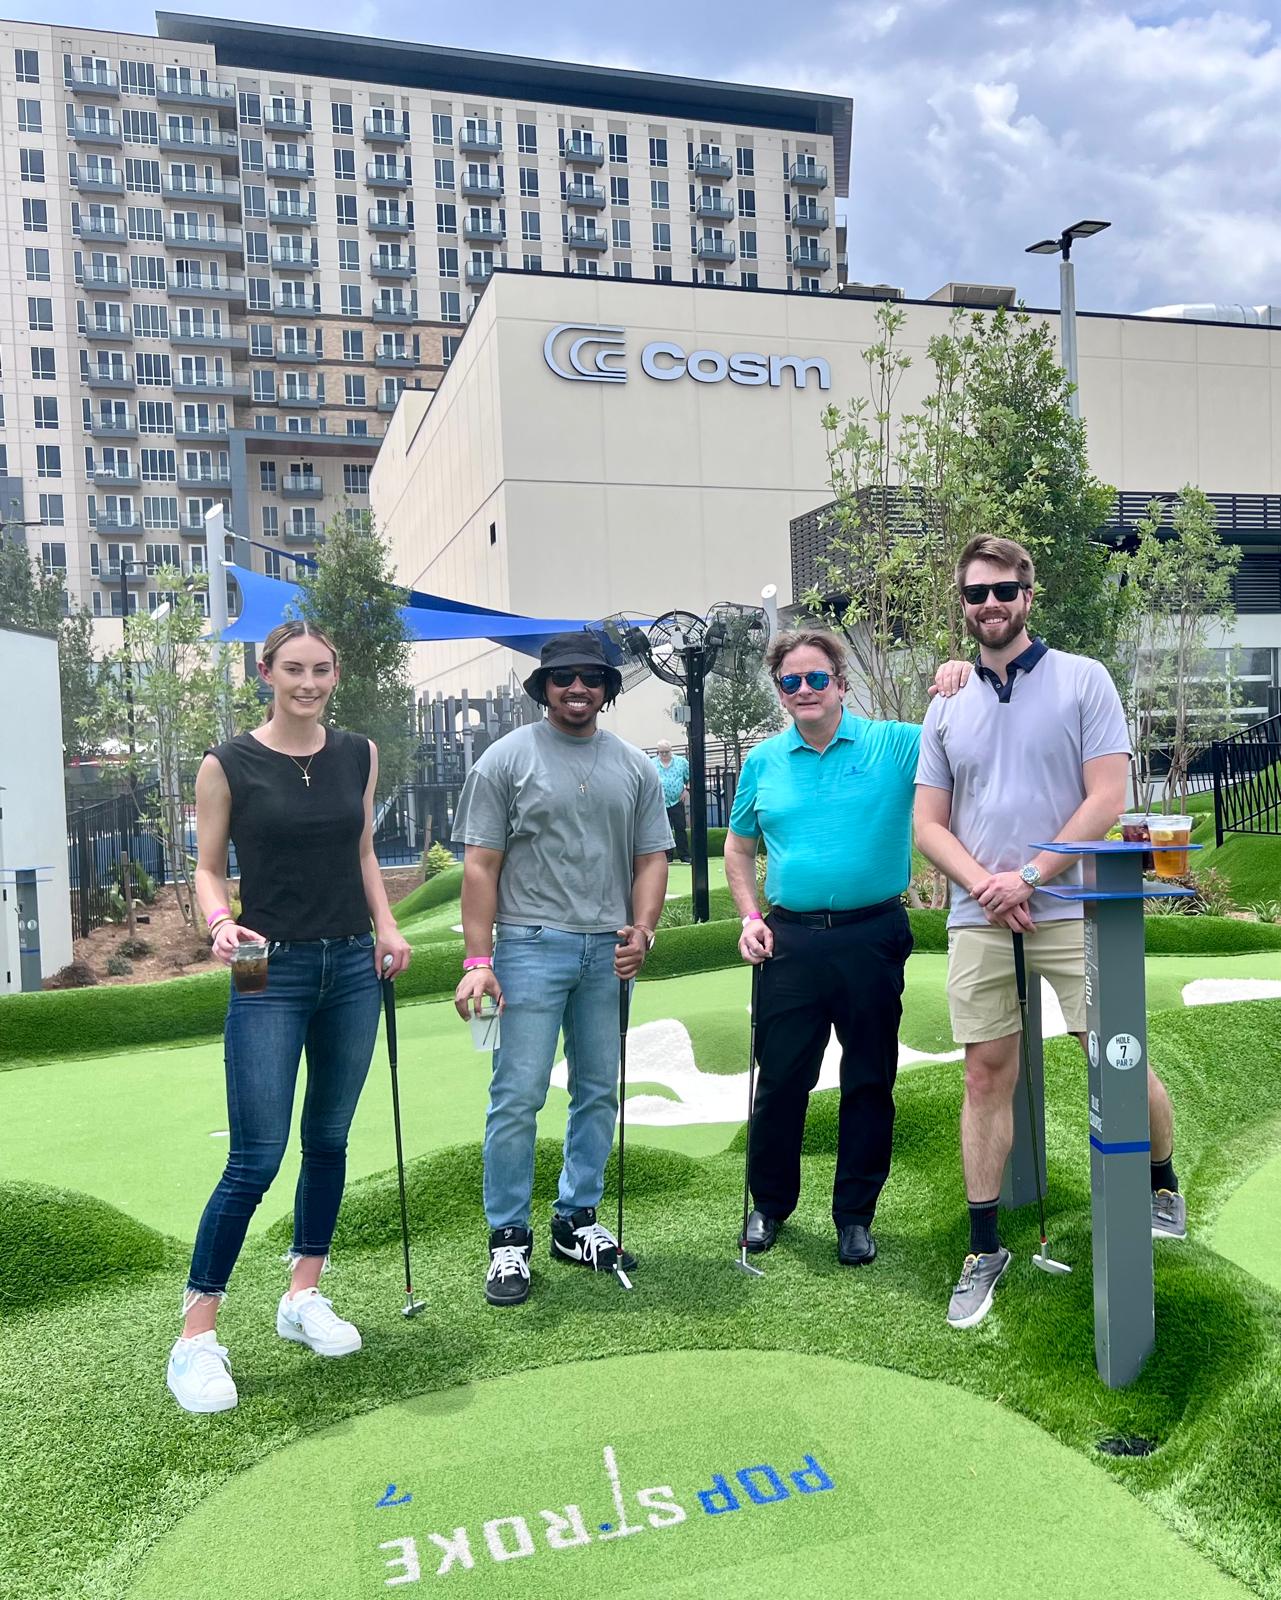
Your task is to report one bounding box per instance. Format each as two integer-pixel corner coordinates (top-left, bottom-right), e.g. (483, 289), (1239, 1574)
(652, 739), (691, 864)
(724, 627), (964, 1268)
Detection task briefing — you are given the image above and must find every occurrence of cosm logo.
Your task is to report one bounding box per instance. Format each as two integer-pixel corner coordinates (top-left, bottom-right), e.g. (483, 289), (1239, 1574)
(542, 323), (831, 391)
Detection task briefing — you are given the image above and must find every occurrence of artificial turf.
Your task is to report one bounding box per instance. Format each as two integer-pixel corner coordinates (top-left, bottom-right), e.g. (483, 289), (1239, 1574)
(2, 998), (1280, 1598)
(1213, 1133), (1281, 1294)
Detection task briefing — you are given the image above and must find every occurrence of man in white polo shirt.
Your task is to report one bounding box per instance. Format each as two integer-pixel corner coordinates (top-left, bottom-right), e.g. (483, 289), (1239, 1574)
(915, 536), (1187, 1332)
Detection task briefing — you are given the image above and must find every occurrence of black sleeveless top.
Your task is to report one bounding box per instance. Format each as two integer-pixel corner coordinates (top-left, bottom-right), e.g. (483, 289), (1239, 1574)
(210, 727), (372, 941)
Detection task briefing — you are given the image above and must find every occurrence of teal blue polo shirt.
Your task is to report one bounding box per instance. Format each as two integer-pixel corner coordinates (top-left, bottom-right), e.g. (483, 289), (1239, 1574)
(729, 710), (921, 911)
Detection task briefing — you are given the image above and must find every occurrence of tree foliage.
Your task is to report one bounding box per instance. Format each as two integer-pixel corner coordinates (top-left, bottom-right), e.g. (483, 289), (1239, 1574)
(293, 511), (414, 796)
(702, 660), (783, 769)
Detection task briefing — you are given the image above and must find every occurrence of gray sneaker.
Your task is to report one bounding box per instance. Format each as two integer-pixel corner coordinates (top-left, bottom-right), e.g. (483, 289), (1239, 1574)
(946, 1247), (1012, 1329)
(1151, 1189), (1188, 1240)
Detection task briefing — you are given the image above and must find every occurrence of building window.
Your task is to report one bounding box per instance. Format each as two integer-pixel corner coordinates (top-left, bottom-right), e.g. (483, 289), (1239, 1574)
(135, 353), (170, 385)
(25, 246), (50, 281)
(654, 264), (673, 283)
(260, 505), (278, 540)
(436, 202), (457, 234)
(260, 461), (277, 492)
(344, 375), (366, 406)
(801, 276), (820, 294)
(739, 230), (757, 261)
(138, 401), (173, 432)
(441, 334), (461, 366)
(440, 291), (461, 323)
(22, 198), (47, 231)
(17, 98), (41, 133)
(736, 190), (756, 219)
(122, 109), (157, 144)
(649, 137), (668, 167)
(651, 179), (669, 210)
(331, 102), (353, 135)
(240, 138), (263, 171)
(438, 246), (458, 278)
(34, 395), (59, 429)
(128, 206), (164, 241)
(20, 150), (45, 183)
(36, 445), (62, 478)
(611, 176), (629, 206)
(125, 158), (161, 193)
(143, 496), (179, 529)
(520, 209), (540, 242)
(31, 347), (56, 380)
(333, 148), (355, 182)
(335, 194), (357, 227)
(338, 238), (360, 271)
(736, 147), (754, 176)
(432, 112), (453, 145)
(343, 464), (370, 495)
(342, 329), (364, 361)
(519, 167), (539, 198)
(434, 158), (455, 188)
(15, 49), (39, 84)
(251, 370), (275, 403)
(242, 184), (266, 218)
(39, 496), (65, 526)
(340, 285), (361, 316)
(652, 221), (671, 252)
(28, 297), (53, 332)
(613, 261), (632, 279)
(517, 121), (537, 154)
(244, 229), (269, 264)
(522, 253), (542, 272)
(612, 219), (631, 249)
(141, 449), (176, 481)
(609, 132), (628, 162)
(239, 92), (261, 124)
(248, 277), (271, 312)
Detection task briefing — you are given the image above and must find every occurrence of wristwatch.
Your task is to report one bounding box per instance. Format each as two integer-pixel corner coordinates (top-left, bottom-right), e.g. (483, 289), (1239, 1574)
(1019, 864), (1042, 890)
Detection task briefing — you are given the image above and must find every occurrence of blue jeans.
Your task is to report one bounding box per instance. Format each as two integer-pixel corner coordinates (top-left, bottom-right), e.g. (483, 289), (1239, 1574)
(484, 925), (623, 1231)
(186, 935), (382, 1297)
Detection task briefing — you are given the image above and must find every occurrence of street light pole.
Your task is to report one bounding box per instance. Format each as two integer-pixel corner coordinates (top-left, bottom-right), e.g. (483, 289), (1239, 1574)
(1025, 219), (1111, 420)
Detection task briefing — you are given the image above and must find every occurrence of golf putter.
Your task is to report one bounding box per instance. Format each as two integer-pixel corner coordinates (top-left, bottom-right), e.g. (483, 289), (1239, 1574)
(1011, 934), (1071, 1276)
(613, 977), (634, 1290)
(735, 961), (765, 1278)
(382, 954), (427, 1315)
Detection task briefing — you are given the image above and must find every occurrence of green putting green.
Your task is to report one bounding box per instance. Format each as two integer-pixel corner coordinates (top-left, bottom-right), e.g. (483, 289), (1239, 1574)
(126, 1351), (1248, 1600)
(1213, 1133), (1281, 1293)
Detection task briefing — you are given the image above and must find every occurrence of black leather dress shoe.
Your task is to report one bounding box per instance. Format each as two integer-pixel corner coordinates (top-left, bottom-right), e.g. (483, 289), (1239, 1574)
(837, 1224), (877, 1266)
(742, 1210), (780, 1254)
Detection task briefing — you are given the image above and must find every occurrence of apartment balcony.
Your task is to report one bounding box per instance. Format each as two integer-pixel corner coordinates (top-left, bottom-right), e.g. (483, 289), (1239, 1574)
(159, 128), (239, 156)
(366, 162), (412, 189)
(177, 463), (232, 488)
(271, 245), (318, 270)
(370, 253), (415, 277)
(167, 272), (245, 301)
(269, 200), (317, 226)
(276, 388), (323, 409)
(375, 348), (418, 367)
(376, 391), (402, 412)
(98, 556), (147, 579)
(163, 175), (241, 204)
(274, 343), (321, 363)
(284, 524), (321, 543)
(695, 238), (736, 262)
(791, 247), (832, 270)
(465, 261), (495, 286)
(178, 512), (225, 535)
(281, 473), (323, 498)
(372, 300), (416, 322)
(694, 196), (735, 221)
(791, 204), (831, 229)
(273, 292), (318, 315)
(462, 218), (504, 244)
(164, 224), (244, 253)
(75, 218), (129, 244)
(84, 365), (135, 389)
(82, 316), (133, 340)
(171, 374), (250, 398)
(367, 209), (411, 232)
(363, 114), (409, 144)
(564, 182), (607, 208)
(264, 108), (311, 134)
(169, 326), (248, 353)
(459, 173), (503, 200)
(156, 77), (235, 106)
(566, 226), (608, 251)
(71, 168), (125, 194)
(692, 153), (733, 180)
(88, 413), (137, 438)
(69, 116), (122, 145)
(67, 65), (120, 94)
(174, 420), (230, 441)
(265, 153), (315, 181)
(458, 128), (502, 155)
(78, 266), (131, 293)
(789, 162), (828, 188)
(88, 464), (141, 488)
(563, 137), (605, 165)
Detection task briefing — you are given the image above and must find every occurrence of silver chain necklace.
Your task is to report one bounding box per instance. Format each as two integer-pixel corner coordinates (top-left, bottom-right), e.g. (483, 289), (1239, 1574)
(570, 732), (603, 796)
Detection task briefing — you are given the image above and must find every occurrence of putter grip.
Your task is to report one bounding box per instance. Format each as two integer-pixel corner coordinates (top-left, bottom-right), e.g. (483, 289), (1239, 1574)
(1011, 933), (1028, 1002)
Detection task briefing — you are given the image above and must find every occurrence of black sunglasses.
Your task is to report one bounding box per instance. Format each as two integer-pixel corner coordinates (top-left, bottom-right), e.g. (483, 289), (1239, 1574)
(776, 670), (833, 694)
(961, 581), (1030, 604)
(548, 667), (607, 689)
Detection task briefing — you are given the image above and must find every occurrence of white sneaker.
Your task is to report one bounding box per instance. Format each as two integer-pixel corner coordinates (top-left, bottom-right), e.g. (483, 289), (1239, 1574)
(166, 1331), (238, 1414)
(275, 1288), (362, 1356)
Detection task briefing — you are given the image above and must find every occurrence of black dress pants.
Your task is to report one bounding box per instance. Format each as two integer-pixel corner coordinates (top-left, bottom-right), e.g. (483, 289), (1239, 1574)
(750, 903), (912, 1228)
(666, 801), (689, 862)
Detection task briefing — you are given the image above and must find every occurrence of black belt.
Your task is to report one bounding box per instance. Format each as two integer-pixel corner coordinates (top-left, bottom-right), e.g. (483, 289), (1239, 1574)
(770, 897), (900, 928)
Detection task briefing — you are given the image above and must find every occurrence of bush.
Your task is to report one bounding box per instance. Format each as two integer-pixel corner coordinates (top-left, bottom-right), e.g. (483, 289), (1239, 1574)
(706, 827), (727, 857)
(42, 960), (98, 990)
(105, 953), (133, 978)
(420, 841), (456, 882)
(114, 860), (157, 906)
(1142, 915), (1281, 954)
(117, 937), (152, 960)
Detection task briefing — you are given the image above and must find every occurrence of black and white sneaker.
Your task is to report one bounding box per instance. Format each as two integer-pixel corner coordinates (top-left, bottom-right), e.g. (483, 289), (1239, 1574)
(485, 1226), (532, 1307)
(550, 1207), (637, 1273)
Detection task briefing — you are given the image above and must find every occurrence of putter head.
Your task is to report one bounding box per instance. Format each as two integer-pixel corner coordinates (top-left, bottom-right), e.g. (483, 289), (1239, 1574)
(613, 1264), (634, 1291)
(1032, 1251), (1072, 1276)
(402, 1294), (427, 1317)
(734, 1247), (765, 1279)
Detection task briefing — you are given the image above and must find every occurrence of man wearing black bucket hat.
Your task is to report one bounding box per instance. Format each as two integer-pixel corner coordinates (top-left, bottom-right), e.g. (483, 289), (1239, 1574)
(452, 632), (672, 1306)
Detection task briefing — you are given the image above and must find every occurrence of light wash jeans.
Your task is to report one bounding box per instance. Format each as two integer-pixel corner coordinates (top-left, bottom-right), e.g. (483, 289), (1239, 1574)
(484, 924), (623, 1231)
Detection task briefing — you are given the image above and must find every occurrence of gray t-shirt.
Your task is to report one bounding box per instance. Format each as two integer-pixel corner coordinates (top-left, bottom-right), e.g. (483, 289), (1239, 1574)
(452, 721), (673, 933)
(915, 647), (1131, 928)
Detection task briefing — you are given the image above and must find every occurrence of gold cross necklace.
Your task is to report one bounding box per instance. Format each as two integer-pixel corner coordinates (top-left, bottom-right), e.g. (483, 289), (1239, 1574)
(288, 753), (317, 788)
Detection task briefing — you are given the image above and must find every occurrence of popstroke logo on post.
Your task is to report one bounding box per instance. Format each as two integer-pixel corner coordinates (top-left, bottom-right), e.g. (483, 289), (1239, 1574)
(377, 1439), (834, 1584)
(542, 322), (832, 390)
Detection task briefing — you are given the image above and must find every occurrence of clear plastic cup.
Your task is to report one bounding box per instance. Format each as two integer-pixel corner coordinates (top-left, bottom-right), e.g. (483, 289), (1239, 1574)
(468, 998), (501, 1052)
(230, 939), (269, 993)
(1119, 812), (1155, 874)
(1149, 816), (1193, 879)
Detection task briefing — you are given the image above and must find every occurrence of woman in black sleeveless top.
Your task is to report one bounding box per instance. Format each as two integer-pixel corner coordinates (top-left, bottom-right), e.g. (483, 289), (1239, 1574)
(165, 620), (411, 1415)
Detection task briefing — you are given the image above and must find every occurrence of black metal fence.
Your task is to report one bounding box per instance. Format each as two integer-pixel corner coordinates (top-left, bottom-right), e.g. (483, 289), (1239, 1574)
(1212, 712), (1281, 846)
(67, 783), (166, 938)
(373, 782), (465, 867)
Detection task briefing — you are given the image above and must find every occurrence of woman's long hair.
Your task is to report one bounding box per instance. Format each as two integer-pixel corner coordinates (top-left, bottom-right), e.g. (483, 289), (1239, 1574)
(259, 620), (339, 720)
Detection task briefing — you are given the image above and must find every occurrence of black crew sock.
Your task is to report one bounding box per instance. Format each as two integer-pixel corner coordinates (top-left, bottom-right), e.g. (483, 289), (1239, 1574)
(968, 1200), (1001, 1256)
(1150, 1156), (1178, 1194)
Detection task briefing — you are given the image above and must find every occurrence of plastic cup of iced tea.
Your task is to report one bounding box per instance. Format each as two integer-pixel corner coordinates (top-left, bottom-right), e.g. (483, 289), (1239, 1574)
(1149, 816), (1193, 880)
(230, 939), (270, 994)
(1119, 812), (1155, 874)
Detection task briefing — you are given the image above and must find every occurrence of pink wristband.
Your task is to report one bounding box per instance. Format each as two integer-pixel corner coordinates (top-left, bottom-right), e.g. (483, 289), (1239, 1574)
(206, 906), (232, 929)
(463, 957), (492, 971)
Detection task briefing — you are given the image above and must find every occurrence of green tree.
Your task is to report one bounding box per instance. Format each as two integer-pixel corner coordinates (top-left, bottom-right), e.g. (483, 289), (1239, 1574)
(1117, 487), (1241, 812)
(0, 537), (62, 633)
(58, 606), (107, 763)
(294, 510), (414, 796)
(703, 660), (783, 770)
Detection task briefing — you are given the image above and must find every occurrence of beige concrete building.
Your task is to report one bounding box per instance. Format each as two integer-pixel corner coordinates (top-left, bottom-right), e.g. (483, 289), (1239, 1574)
(373, 271), (1281, 746)
(0, 12), (849, 643)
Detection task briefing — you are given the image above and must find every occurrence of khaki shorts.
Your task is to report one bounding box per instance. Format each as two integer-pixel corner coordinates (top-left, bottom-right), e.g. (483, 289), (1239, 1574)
(946, 919), (1087, 1044)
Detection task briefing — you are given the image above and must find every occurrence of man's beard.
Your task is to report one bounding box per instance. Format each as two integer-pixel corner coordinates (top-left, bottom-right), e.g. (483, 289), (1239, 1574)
(965, 611), (1026, 651)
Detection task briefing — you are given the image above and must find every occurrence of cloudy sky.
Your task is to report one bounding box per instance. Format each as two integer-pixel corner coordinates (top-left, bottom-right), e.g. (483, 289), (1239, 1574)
(38, 0), (1281, 314)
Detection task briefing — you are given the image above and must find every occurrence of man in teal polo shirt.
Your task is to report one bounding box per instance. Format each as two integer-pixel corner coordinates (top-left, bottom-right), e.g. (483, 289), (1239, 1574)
(724, 627), (922, 1266)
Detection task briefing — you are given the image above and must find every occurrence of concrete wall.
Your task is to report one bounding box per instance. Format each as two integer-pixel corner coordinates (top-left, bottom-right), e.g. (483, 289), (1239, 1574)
(0, 625), (73, 987)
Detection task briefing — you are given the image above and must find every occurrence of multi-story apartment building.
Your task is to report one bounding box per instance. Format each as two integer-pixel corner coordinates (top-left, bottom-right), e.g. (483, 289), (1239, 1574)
(0, 12), (851, 634)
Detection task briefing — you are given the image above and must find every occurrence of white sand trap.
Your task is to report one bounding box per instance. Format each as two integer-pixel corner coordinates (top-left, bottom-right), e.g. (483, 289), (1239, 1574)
(1182, 978), (1281, 1006)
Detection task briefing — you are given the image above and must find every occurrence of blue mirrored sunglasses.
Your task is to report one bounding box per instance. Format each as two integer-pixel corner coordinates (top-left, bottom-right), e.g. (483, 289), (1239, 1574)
(776, 670), (832, 694)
